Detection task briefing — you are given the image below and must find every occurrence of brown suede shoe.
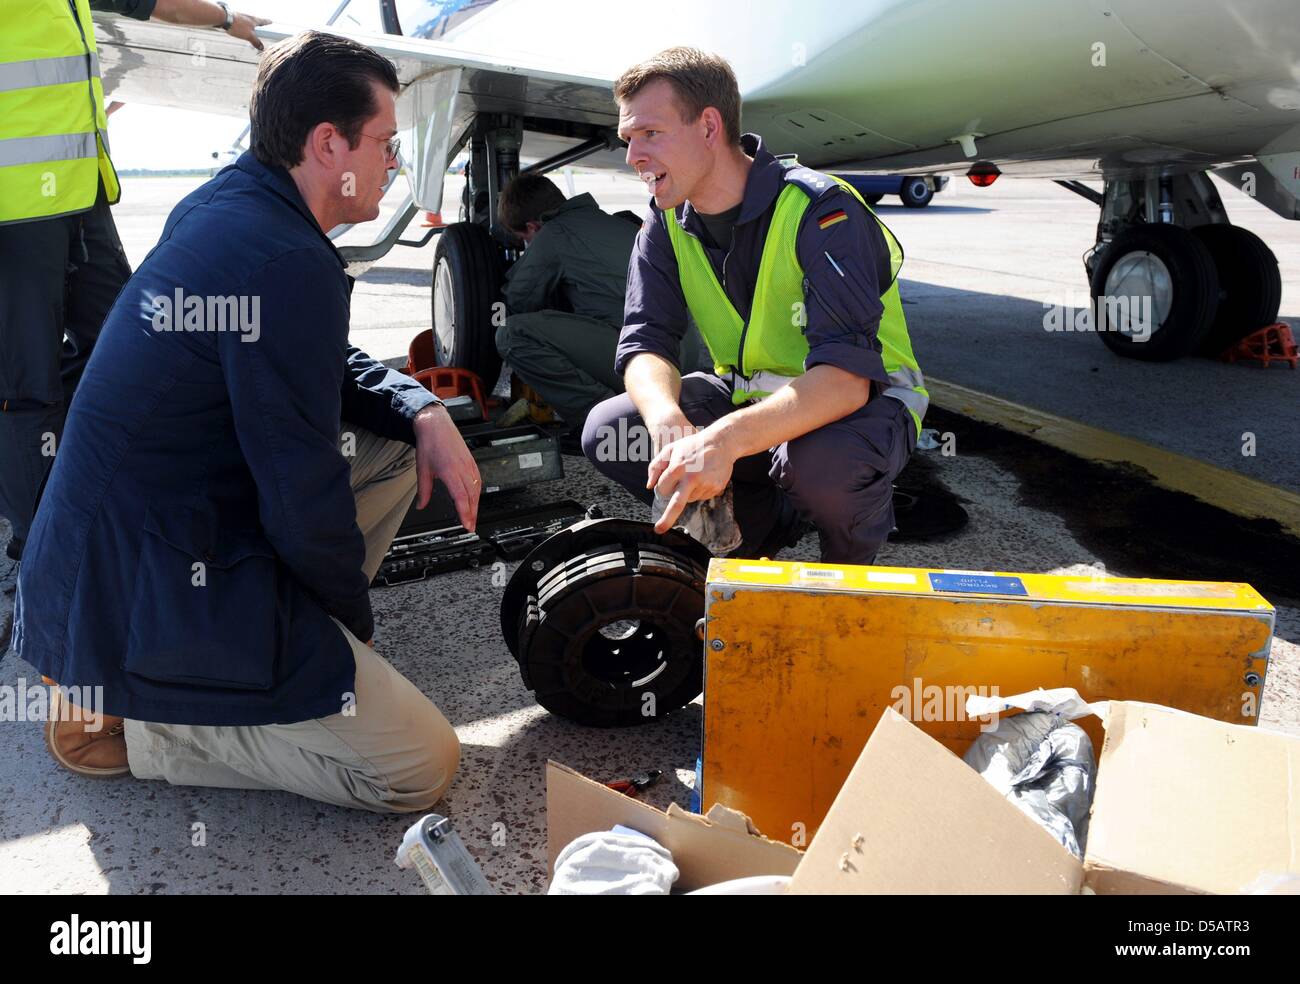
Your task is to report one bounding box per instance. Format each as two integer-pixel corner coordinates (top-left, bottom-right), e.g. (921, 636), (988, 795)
(45, 684), (130, 778)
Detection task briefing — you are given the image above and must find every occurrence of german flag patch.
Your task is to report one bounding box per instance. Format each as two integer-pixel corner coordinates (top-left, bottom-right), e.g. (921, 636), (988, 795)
(817, 209), (848, 230)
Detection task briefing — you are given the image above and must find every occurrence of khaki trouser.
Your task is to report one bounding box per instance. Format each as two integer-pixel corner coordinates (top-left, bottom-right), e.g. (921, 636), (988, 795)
(123, 426), (460, 814)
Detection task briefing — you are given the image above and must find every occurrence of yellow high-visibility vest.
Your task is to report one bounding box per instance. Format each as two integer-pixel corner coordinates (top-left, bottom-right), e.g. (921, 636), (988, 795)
(665, 164), (928, 437)
(0, 0), (120, 224)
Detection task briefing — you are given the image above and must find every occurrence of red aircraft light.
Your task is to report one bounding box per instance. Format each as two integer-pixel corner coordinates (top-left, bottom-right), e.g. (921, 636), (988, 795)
(967, 162), (1001, 187)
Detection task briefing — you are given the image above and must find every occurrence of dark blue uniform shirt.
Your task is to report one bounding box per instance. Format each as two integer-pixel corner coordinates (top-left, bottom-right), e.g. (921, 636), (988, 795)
(88, 0), (158, 20)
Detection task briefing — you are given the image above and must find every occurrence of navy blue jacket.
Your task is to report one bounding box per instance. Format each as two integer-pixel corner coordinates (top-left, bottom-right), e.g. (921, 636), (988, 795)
(88, 0), (156, 18)
(618, 133), (894, 388)
(12, 152), (439, 726)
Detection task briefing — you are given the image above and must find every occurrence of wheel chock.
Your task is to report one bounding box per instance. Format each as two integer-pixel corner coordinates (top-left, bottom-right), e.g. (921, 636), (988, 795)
(1217, 322), (1298, 369)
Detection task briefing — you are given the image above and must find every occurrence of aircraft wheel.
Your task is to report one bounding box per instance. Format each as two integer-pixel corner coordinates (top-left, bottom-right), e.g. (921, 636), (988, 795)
(899, 177), (933, 208)
(1191, 224), (1282, 356)
(1090, 223), (1219, 361)
(502, 517), (710, 727)
(431, 222), (504, 384)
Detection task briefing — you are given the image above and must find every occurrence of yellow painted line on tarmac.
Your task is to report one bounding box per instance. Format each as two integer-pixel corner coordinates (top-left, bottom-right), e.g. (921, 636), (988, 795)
(926, 377), (1300, 539)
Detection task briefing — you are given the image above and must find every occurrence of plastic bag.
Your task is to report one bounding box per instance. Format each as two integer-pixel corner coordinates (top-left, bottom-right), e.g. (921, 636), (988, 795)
(963, 710), (1096, 859)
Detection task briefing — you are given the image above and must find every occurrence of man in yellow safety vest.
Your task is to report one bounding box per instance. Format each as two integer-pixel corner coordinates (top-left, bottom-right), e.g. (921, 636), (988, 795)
(581, 47), (928, 565)
(0, 0), (266, 591)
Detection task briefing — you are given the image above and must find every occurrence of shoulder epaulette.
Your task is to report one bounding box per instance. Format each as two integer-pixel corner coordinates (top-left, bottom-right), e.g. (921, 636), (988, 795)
(780, 164), (842, 202)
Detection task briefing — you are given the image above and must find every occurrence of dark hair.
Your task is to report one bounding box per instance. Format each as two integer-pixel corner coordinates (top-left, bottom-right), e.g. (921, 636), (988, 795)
(250, 30), (399, 169)
(498, 173), (566, 234)
(613, 47), (742, 146)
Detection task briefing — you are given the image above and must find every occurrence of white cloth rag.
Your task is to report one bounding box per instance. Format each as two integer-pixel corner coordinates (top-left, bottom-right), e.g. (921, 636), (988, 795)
(548, 829), (679, 895)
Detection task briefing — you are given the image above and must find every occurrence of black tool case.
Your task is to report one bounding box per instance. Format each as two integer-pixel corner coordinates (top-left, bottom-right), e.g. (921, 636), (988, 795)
(398, 422), (564, 532)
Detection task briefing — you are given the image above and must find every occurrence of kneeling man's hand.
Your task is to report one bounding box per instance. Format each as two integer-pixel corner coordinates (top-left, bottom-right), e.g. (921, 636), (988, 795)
(647, 426), (737, 534)
(413, 405), (481, 531)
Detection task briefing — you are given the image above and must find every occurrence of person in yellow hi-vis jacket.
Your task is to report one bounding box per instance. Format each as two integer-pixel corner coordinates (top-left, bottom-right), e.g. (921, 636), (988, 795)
(583, 48), (927, 565)
(0, 0), (267, 575)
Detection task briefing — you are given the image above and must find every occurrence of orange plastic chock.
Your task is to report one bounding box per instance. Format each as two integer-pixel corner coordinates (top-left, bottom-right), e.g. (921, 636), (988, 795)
(1218, 322), (1298, 369)
(412, 366), (489, 420)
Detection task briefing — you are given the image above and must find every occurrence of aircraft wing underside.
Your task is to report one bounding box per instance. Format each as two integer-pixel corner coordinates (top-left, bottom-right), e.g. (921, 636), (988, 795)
(93, 2), (1300, 213)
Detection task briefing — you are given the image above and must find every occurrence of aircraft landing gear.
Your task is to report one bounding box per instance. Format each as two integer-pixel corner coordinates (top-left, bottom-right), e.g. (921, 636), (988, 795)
(1081, 172), (1282, 361)
(898, 176), (934, 208)
(430, 117), (521, 385)
(431, 222), (505, 386)
(429, 118), (621, 385)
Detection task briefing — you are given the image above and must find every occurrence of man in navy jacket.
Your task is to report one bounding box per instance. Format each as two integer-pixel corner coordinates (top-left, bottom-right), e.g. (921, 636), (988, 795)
(12, 32), (476, 813)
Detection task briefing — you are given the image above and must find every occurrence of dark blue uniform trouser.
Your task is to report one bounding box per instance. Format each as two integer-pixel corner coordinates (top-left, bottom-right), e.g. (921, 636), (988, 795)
(0, 179), (130, 556)
(580, 371), (916, 564)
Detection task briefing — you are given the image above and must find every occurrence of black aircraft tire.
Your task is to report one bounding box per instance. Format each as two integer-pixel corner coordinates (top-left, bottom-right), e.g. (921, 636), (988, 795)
(431, 222), (505, 385)
(518, 546), (704, 727)
(1191, 224), (1282, 356)
(1090, 223), (1220, 362)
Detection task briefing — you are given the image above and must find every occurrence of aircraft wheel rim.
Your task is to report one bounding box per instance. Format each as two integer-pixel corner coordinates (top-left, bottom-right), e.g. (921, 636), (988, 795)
(433, 256), (457, 365)
(1102, 249), (1172, 337)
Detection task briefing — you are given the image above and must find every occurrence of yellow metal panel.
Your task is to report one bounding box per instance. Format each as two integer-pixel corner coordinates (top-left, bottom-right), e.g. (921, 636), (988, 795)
(710, 558), (1274, 611)
(702, 560), (1274, 845)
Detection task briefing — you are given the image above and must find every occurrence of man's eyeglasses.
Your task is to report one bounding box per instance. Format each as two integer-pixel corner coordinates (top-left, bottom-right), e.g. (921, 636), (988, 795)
(359, 132), (401, 162)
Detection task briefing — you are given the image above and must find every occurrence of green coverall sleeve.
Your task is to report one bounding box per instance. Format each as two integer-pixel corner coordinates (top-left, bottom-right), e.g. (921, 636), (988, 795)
(503, 235), (563, 316)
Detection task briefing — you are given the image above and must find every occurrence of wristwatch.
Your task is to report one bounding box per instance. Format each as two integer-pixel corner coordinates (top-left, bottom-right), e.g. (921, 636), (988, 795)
(215, 1), (235, 30)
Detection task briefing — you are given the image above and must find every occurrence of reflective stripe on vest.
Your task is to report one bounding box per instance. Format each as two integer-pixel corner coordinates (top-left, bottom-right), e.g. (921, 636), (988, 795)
(0, 0), (119, 225)
(664, 171), (929, 437)
(728, 368), (799, 401)
(0, 131), (97, 168)
(0, 52), (100, 93)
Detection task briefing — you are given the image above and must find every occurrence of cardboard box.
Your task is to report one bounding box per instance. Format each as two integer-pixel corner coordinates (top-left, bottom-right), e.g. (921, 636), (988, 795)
(1083, 701), (1300, 894)
(791, 701), (1300, 894)
(786, 706), (1081, 893)
(547, 701), (1300, 894)
(546, 762), (801, 893)
(703, 559), (1274, 844)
